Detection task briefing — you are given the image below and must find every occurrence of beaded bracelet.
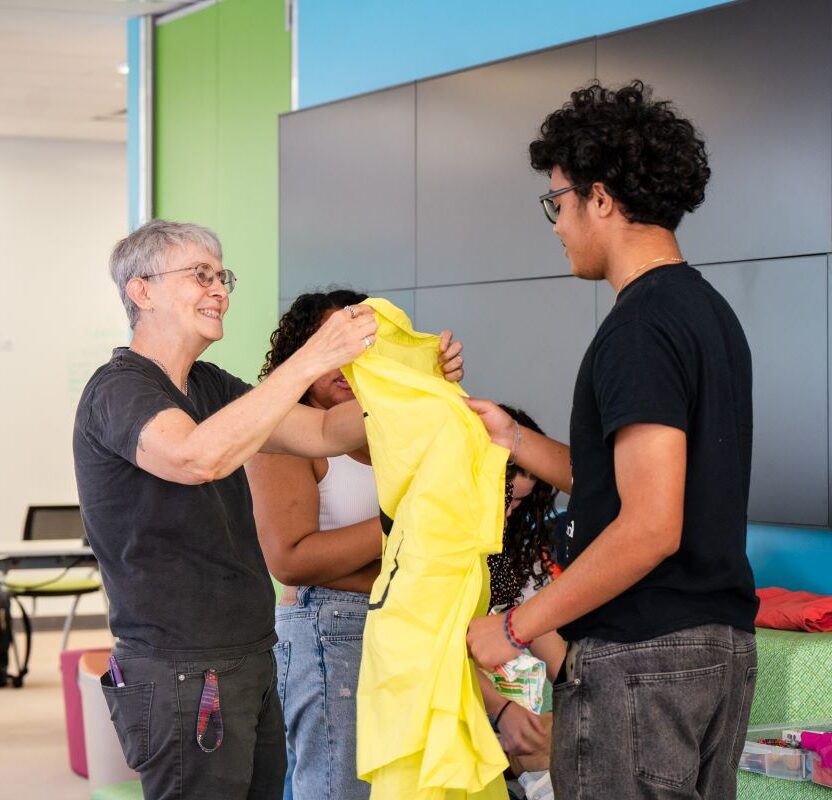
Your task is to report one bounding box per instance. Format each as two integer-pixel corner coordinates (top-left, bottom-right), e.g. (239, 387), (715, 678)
(503, 607), (531, 650)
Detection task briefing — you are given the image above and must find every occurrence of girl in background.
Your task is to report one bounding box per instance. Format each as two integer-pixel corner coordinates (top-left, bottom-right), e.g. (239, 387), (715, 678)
(478, 406), (566, 762)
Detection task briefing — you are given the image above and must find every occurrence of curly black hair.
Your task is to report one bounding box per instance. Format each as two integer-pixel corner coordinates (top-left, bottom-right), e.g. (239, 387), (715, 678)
(259, 288), (368, 402)
(529, 80), (710, 231)
(499, 404), (561, 598)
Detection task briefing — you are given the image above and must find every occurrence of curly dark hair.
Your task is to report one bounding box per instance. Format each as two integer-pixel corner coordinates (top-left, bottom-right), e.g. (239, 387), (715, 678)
(499, 404), (561, 597)
(529, 80), (710, 231)
(259, 289), (368, 402)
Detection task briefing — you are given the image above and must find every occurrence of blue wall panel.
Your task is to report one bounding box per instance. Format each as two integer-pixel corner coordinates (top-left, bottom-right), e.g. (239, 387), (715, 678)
(747, 524), (832, 595)
(297, 0), (735, 107)
(127, 17), (141, 231)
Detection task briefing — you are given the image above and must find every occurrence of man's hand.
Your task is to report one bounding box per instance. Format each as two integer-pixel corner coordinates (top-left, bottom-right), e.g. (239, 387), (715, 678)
(467, 613), (520, 672)
(496, 702), (549, 756)
(438, 329), (464, 382)
(463, 397), (514, 450)
(465, 396), (572, 492)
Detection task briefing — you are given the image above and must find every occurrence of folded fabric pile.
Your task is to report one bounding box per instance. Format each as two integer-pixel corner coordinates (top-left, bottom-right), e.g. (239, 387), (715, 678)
(801, 731), (832, 769)
(755, 588), (832, 632)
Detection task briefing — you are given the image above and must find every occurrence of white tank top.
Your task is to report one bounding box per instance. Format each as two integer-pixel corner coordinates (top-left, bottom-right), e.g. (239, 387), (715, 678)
(318, 454), (378, 531)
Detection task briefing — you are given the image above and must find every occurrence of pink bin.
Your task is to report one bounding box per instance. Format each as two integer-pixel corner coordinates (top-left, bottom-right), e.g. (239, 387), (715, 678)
(60, 647), (111, 777)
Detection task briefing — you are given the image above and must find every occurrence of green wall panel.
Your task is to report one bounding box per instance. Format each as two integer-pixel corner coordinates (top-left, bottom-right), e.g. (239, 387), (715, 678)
(155, 0), (291, 383)
(155, 5), (219, 229)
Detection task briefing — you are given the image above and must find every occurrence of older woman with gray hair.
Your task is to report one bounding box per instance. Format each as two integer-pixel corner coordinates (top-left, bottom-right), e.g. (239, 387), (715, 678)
(73, 219), (461, 800)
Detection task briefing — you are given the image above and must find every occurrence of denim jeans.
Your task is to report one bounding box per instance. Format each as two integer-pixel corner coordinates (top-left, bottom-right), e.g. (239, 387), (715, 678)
(275, 586), (370, 800)
(102, 643), (285, 800)
(551, 623), (757, 800)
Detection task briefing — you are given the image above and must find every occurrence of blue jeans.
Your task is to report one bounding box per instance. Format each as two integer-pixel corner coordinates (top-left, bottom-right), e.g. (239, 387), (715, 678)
(103, 643), (285, 800)
(274, 586), (369, 800)
(551, 623), (757, 799)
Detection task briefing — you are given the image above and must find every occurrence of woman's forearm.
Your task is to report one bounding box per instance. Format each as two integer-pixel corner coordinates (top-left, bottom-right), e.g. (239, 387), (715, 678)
(269, 516), (383, 586)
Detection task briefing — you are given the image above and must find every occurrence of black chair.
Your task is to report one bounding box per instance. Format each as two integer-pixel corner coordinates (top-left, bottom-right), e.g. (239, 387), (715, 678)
(3, 505), (102, 651)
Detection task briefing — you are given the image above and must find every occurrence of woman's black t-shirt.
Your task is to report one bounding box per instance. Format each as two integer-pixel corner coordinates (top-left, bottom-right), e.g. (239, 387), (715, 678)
(560, 264), (758, 643)
(73, 348), (277, 658)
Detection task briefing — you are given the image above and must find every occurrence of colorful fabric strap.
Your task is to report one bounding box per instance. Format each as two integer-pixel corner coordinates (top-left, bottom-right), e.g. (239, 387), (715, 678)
(196, 668), (224, 753)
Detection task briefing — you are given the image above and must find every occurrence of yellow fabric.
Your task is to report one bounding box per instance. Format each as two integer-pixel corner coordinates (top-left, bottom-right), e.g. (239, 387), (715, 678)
(342, 298), (509, 800)
(4, 574), (101, 594)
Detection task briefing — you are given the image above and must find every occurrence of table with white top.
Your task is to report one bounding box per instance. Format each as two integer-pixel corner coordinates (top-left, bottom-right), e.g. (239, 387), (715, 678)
(0, 538), (96, 572)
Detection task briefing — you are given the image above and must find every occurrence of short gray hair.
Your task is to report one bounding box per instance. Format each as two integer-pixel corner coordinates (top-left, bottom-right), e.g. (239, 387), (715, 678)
(110, 219), (223, 328)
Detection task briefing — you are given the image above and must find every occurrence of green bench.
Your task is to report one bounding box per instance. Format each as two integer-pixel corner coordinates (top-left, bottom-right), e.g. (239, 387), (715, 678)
(90, 781), (143, 800)
(738, 628), (832, 799)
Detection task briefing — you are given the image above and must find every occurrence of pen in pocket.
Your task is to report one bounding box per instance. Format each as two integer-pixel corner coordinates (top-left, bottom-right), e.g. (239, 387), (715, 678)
(109, 655), (126, 687)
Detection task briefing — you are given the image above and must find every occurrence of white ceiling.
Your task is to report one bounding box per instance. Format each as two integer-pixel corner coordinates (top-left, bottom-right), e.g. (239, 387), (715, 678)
(0, 1), (197, 142)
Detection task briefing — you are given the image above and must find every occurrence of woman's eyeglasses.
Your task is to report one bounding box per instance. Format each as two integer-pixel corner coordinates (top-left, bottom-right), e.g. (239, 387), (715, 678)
(141, 263), (237, 293)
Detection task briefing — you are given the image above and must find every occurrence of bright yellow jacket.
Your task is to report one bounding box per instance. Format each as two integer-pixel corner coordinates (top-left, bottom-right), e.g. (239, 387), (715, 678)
(342, 298), (509, 800)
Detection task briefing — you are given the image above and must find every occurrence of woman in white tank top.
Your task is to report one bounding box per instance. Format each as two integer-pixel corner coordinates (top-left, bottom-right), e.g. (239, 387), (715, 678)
(246, 291), (464, 800)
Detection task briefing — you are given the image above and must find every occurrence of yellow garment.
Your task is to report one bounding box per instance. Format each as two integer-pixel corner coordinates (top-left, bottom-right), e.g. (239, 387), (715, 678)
(342, 298), (509, 800)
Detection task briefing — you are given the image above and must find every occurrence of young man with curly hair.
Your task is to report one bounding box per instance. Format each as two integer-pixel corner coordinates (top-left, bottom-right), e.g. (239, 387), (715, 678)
(467, 81), (758, 799)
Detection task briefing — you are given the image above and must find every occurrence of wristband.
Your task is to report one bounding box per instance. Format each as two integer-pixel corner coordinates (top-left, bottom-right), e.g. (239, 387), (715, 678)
(493, 699), (512, 731)
(503, 607), (532, 650)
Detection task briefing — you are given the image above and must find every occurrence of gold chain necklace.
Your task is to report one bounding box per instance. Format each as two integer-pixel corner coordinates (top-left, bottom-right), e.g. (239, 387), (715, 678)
(616, 257), (685, 297)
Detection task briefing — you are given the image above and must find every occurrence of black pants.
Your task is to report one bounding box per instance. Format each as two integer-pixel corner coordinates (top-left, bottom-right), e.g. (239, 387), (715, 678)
(102, 644), (286, 800)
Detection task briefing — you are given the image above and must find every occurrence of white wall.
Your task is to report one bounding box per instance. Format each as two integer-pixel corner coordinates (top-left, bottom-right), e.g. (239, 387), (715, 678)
(0, 137), (127, 616)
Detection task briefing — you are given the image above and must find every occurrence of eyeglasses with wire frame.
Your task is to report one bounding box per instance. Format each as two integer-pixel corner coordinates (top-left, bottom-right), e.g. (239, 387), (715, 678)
(140, 262), (237, 293)
(538, 183), (582, 225)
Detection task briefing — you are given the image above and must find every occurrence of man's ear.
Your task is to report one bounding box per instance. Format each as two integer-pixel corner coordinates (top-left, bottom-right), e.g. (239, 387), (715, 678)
(590, 181), (616, 219)
(125, 276), (153, 312)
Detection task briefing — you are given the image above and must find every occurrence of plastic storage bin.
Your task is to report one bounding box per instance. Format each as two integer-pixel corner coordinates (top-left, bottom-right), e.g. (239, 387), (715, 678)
(739, 725), (812, 781)
(739, 723), (832, 783)
(60, 647), (112, 777)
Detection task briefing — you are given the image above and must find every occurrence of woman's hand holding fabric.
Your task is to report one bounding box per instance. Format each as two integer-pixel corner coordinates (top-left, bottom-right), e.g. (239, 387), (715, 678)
(296, 303), (378, 377)
(438, 329), (465, 382)
(463, 397), (515, 450)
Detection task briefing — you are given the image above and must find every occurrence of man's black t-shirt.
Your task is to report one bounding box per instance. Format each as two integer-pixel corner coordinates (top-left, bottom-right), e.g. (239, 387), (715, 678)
(560, 264), (758, 643)
(73, 348), (277, 658)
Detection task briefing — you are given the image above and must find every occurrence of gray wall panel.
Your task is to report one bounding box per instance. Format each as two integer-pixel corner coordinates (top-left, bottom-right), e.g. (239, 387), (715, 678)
(371, 289), (416, 321)
(416, 43), (595, 286)
(702, 257), (828, 526)
(414, 277), (595, 448)
(280, 290), (415, 321)
(597, 0), (832, 264)
(279, 84), (416, 297)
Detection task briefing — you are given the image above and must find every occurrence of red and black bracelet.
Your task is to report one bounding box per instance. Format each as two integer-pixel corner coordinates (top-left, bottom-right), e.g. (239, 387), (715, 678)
(503, 607), (532, 650)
